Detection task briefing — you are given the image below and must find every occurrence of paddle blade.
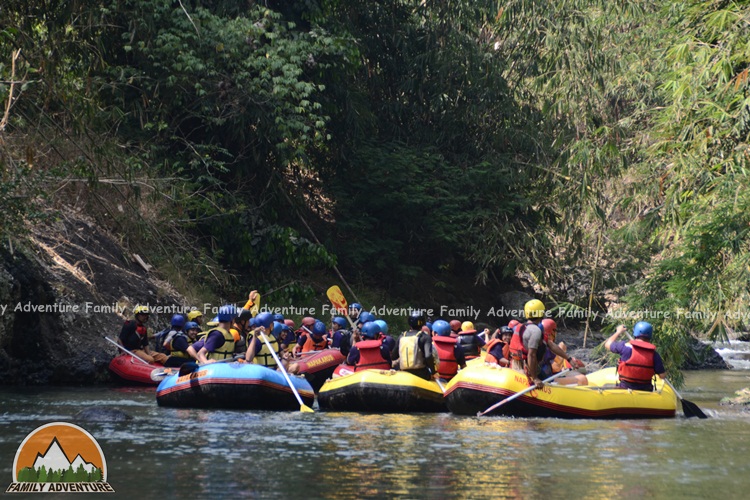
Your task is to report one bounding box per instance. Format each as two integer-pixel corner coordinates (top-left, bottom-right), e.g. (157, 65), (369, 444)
(681, 398), (708, 419)
(326, 285), (348, 314)
(250, 293), (261, 316)
(301, 404), (315, 413)
(150, 369), (169, 382)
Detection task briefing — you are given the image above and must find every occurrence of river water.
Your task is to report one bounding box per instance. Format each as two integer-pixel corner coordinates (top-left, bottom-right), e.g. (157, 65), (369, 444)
(1, 369), (749, 499)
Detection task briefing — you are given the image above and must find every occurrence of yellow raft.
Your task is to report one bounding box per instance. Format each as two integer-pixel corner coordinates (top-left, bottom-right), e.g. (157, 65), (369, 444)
(445, 365), (676, 419)
(318, 369), (446, 413)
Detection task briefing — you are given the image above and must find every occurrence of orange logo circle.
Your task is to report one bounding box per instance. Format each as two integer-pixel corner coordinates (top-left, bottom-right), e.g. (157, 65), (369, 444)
(12, 423), (107, 483)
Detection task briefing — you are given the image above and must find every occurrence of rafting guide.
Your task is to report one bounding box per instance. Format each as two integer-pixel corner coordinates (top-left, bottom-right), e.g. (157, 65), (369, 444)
(6, 422), (114, 493)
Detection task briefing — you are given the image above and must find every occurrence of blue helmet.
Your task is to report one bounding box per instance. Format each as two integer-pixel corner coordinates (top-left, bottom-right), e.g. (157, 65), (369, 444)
(332, 317), (348, 328)
(431, 320), (451, 337)
(350, 303), (363, 312)
(361, 321), (381, 340)
(171, 314), (186, 328)
(255, 312), (273, 329)
(273, 313), (285, 322)
(217, 305), (237, 322)
(425, 321), (433, 331)
(271, 321), (284, 337)
(185, 321), (200, 331)
(374, 319), (388, 335)
(358, 311), (375, 325)
(633, 321), (653, 339)
(312, 320), (327, 337)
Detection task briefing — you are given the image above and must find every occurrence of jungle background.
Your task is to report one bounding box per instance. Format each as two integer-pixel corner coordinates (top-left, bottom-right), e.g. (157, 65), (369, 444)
(1, 0), (748, 381)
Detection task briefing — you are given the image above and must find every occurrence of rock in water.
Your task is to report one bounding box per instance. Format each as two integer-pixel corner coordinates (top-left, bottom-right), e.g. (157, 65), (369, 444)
(75, 407), (133, 421)
(720, 388), (750, 406)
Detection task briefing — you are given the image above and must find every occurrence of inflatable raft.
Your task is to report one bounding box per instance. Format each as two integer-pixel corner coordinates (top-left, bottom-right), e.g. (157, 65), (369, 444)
(156, 362), (315, 410)
(445, 365), (676, 419)
(318, 369), (446, 413)
(109, 354), (164, 385)
(292, 349), (346, 392)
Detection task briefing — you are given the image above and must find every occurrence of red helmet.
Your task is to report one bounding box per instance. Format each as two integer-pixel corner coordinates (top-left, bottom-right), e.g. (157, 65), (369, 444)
(541, 318), (557, 342)
(301, 316), (315, 327)
(449, 320), (461, 331)
(284, 319), (296, 329)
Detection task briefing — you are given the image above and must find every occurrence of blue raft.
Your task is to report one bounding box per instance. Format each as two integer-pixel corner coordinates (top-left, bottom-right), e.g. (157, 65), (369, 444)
(156, 362), (315, 410)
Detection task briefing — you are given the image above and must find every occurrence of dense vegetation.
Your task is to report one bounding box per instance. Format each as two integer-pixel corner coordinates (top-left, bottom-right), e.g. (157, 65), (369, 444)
(1, 1), (749, 372)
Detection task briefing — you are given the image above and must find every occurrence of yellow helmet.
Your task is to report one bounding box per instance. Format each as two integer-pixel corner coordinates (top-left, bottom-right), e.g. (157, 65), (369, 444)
(187, 310), (203, 321)
(460, 321), (476, 334)
(524, 299), (546, 319)
(133, 305), (149, 315)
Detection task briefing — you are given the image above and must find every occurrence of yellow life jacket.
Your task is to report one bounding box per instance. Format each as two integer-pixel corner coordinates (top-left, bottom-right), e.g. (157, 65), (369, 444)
(206, 327), (236, 360)
(398, 332), (427, 370)
(168, 332), (192, 358)
(250, 332), (279, 368)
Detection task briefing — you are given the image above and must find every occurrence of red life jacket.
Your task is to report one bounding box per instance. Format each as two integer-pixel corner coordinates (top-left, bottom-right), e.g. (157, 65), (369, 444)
(354, 339), (390, 372)
(433, 336), (459, 380)
(302, 335), (328, 353)
(617, 339), (656, 386)
(484, 338), (506, 365)
(509, 321), (545, 362)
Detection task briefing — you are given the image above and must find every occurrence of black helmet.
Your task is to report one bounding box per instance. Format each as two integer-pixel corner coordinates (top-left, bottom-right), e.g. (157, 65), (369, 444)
(236, 308), (253, 322)
(408, 310), (426, 329)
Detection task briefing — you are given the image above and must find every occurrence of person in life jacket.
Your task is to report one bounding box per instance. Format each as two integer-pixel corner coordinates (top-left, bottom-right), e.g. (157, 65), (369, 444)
(390, 311), (437, 381)
(330, 317), (350, 350)
(375, 319), (396, 353)
(431, 320), (466, 381)
(188, 305), (238, 363)
(157, 314), (187, 353)
(510, 300), (581, 388)
(484, 326), (513, 366)
(605, 322), (666, 391)
(295, 316), (316, 341)
(278, 322), (297, 356)
(118, 305), (169, 364)
(244, 312), (284, 369)
(449, 320), (462, 338)
(230, 308), (253, 355)
(457, 321), (486, 361)
(347, 321), (391, 371)
(298, 320), (329, 353)
(537, 319), (588, 385)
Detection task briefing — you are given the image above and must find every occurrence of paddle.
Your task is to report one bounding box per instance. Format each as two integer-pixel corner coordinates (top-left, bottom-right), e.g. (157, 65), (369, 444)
(104, 336), (151, 366)
(621, 331), (708, 419)
(326, 285), (357, 330)
(663, 378), (708, 419)
(477, 369), (572, 417)
(258, 330), (314, 413)
(428, 368), (445, 393)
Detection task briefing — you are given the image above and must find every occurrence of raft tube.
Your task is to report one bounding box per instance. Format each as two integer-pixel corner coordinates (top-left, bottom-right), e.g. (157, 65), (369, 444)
(156, 362), (315, 410)
(109, 354), (162, 386)
(293, 349), (346, 392)
(445, 365), (676, 419)
(318, 369), (446, 413)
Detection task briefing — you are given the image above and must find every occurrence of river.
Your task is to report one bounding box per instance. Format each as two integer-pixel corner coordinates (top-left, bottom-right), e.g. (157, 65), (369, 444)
(1, 369), (749, 499)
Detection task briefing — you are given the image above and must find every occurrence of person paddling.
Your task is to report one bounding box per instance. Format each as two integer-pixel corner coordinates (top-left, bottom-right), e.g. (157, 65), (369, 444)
(457, 321), (486, 361)
(484, 326), (513, 367)
(605, 322), (666, 391)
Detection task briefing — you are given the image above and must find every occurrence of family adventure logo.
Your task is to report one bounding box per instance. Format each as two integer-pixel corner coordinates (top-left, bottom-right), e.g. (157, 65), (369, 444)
(6, 422), (114, 494)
